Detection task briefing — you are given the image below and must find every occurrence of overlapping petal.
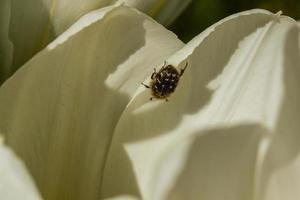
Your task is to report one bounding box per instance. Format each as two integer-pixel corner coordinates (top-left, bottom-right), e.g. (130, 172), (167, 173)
(103, 195), (139, 200)
(8, 0), (112, 77)
(0, 5), (183, 200)
(0, 136), (42, 200)
(114, 0), (192, 26)
(0, 0), (13, 83)
(259, 20), (300, 200)
(4, 0), (189, 83)
(0, 3), (299, 200)
(101, 9), (300, 200)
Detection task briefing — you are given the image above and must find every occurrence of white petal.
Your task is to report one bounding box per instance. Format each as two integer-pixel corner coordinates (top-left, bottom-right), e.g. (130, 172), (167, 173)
(0, 0), (13, 83)
(113, 0), (160, 11)
(0, 5), (183, 200)
(0, 136), (42, 200)
(102, 9), (300, 200)
(152, 0), (192, 26)
(9, 0), (111, 71)
(103, 195), (139, 200)
(113, 0), (192, 25)
(258, 20), (300, 200)
(8, 0), (186, 76)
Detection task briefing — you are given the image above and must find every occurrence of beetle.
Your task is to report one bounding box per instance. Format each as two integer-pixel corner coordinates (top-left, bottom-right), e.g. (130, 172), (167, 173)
(142, 61), (188, 101)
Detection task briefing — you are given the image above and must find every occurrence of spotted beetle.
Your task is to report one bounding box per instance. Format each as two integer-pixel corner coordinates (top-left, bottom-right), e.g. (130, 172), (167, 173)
(142, 61), (188, 101)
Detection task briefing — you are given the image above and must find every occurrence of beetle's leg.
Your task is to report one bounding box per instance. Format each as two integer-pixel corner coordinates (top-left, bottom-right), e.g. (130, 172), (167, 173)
(141, 83), (150, 88)
(180, 62), (188, 76)
(165, 98), (169, 102)
(150, 97), (154, 101)
(161, 61), (167, 69)
(163, 61), (167, 67)
(151, 68), (157, 79)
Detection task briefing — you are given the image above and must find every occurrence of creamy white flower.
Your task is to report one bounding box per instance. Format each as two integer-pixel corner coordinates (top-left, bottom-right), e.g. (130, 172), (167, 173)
(113, 0), (192, 26)
(103, 195), (139, 200)
(0, 135), (42, 200)
(0, 5), (183, 200)
(102, 10), (300, 200)
(0, 4), (299, 200)
(0, 0), (190, 84)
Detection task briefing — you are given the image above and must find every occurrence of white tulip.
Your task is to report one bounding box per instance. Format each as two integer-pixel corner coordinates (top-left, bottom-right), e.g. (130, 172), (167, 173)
(0, 4), (183, 200)
(0, 0), (190, 83)
(113, 0), (192, 25)
(0, 4), (299, 200)
(0, 135), (42, 200)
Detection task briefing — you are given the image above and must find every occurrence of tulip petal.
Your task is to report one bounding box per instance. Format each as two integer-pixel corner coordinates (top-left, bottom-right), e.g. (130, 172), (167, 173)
(0, 136), (42, 200)
(258, 21), (300, 200)
(113, 0), (192, 25)
(103, 195), (139, 200)
(0, 0), (13, 83)
(8, 0), (187, 78)
(8, 0), (111, 73)
(102, 9), (299, 200)
(0, 5), (183, 200)
(152, 0), (192, 26)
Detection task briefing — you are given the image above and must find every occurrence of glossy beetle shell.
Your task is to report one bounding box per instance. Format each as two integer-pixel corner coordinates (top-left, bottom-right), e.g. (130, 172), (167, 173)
(150, 65), (180, 99)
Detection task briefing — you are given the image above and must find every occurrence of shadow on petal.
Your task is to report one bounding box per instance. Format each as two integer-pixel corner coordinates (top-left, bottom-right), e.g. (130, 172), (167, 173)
(260, 24), (300, 199)
(1, 8), (156, 200)
(166, 124), (266, 200)
(124, 12), (275, 143)
(10, 0), (55, 72)
(102, 12), (276, 198)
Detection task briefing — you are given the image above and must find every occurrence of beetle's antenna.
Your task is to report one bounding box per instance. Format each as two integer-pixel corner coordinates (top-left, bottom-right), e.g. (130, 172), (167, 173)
(183, 62), (188, 70)
(151, 68), (157, 79)
(141, 83), (150, 88)
(162, 61), (167, 69)
(180, 62), (188, 76)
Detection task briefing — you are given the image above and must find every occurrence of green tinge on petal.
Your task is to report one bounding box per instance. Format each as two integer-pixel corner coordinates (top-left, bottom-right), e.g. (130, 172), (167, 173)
(113, 0), (192, 26)
(102, 9), (300, 200)
(6, 0), (187, 82)
(0, 135), (3, 144)
(0, 140), (42, 200)
(0, 0), (13, 84)
(151, 0), (192, 26)
(103, 195), (139, 200)
(8, 0), (111, 74)
(0, 5), (183, 200)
